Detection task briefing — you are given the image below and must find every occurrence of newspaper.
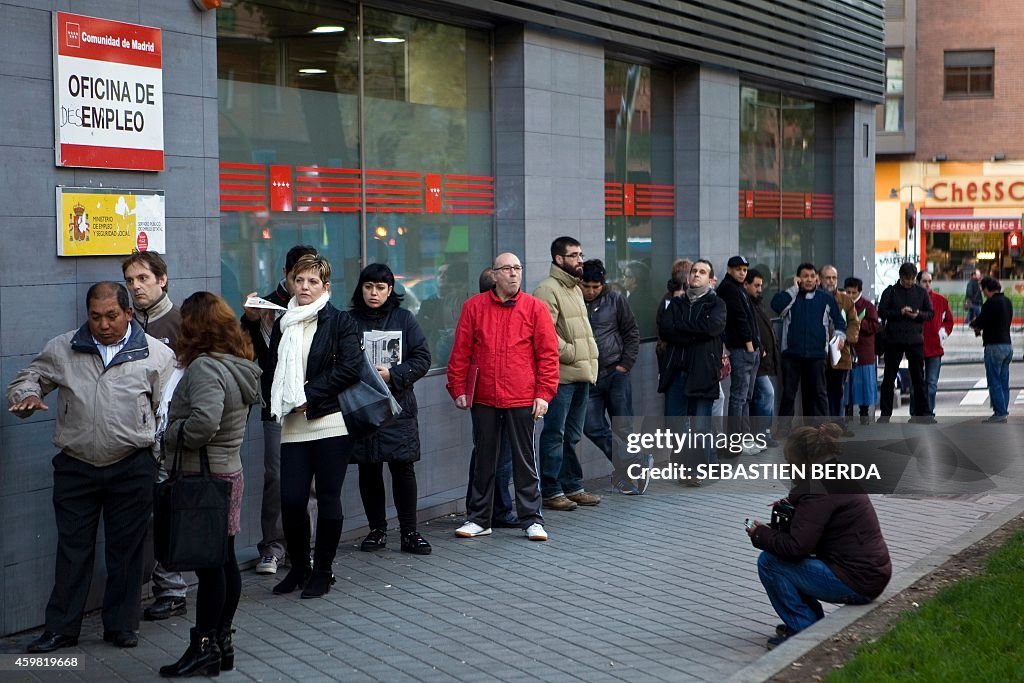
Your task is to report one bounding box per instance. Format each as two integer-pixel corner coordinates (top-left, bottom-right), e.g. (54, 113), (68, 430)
(363, 330), (402, 368)
(244, 295), (287, 311)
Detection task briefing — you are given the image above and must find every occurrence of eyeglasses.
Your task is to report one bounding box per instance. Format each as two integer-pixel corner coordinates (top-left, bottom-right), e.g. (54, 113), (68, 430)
(494, 265), (523, 274)
(561, 252), (584, 260)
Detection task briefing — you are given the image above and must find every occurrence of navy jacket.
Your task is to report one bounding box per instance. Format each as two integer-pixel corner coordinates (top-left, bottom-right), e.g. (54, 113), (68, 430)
(771, 286), (846, 360)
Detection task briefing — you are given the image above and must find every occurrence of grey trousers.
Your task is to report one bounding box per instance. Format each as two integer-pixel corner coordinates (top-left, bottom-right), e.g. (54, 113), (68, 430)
(258, 421), (287, 559)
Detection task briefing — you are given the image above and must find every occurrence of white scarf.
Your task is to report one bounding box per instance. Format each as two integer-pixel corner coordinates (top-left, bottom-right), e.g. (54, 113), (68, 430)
(270, 291), (331, 422)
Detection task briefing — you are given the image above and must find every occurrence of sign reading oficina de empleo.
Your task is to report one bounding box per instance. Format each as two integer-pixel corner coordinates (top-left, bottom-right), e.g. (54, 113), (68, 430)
(56, 187), (166, 256)
(52, 12), (163, 171)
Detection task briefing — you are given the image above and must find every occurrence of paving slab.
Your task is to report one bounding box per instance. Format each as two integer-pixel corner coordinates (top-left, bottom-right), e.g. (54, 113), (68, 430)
(2, 426), (1021, 682)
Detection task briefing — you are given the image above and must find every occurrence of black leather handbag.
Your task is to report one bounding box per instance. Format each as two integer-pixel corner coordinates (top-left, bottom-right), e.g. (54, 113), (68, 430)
(338, 351), (402, 439)
(153, 424), (230, 571)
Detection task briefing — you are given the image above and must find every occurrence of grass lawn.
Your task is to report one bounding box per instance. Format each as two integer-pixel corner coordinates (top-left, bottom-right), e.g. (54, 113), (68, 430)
(827, 532), (1024, 682)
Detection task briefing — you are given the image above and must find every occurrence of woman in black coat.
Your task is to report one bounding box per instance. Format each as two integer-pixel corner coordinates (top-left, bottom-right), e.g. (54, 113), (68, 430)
(265, 255), (363, 599)
(349, 264), (433, 555)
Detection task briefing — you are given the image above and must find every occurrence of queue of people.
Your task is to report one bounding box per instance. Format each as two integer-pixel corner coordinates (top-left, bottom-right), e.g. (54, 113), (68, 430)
(6, 239), (1015, 664)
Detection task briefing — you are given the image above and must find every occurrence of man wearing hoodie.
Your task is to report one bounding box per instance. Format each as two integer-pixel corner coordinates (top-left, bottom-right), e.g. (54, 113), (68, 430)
(533, 237), (601, 511)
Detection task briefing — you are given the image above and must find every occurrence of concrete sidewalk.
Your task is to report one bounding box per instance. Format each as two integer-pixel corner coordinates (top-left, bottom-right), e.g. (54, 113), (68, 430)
(3, 432), (1021, 682)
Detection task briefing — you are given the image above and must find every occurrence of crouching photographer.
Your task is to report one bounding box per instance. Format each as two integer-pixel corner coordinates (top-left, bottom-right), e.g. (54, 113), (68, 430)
(745, 423), (892, 649)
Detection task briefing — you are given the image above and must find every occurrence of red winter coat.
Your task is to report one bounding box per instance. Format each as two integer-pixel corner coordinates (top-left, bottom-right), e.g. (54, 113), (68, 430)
(922, 291), (954, 358)
(446, 289), (560, 408)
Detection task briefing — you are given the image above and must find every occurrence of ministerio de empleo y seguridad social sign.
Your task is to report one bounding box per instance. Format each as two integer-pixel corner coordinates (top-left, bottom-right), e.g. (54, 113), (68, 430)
(52, 12), (166, 256)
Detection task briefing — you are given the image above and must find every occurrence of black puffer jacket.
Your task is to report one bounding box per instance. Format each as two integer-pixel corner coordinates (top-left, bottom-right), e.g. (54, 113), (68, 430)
(348, 303), (431, 464)
(266, 302), (363, 421)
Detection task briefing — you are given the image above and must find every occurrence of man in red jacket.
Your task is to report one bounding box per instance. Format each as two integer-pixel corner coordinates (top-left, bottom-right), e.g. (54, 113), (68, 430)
(447, 253), (560, 541)
(916, 271), (954, 416)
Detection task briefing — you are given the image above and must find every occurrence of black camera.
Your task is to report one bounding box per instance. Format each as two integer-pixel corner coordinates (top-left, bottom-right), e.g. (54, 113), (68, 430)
(770, 499), (795, 533)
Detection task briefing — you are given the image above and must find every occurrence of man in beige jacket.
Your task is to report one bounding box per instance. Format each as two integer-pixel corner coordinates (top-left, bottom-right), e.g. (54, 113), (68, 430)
(533, 237), (601, 511)
(820, 265), (860, 436)
(7, 282), (175, 653)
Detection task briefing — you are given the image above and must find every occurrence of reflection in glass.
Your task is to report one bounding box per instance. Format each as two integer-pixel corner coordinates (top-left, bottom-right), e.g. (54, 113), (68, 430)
(604, 60), (674, 338)
(217, 3), (495, 370)
(740, 87), (834, 293)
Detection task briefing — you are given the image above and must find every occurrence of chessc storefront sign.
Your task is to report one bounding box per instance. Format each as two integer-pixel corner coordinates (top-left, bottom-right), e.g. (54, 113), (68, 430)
(52, 12), (163, 171)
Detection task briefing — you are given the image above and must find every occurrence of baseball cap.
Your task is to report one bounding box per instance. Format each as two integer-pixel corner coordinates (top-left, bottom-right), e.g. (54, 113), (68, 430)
(727, 256), (749, 268)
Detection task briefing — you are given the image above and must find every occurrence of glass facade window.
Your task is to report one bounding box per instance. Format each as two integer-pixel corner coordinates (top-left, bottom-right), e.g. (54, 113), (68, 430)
(944, 50), (994, 98)
(878, 49), (904, 133)
(217, 1), (493, 368)
(604, 60), (674, 338)
(739, 87), (835, 290)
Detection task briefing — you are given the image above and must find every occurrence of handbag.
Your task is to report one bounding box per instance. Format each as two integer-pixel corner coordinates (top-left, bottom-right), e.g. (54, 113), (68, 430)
(770, 498), (795, 533)
(338, 349), (402, 439)
(153, 424), (230, 571)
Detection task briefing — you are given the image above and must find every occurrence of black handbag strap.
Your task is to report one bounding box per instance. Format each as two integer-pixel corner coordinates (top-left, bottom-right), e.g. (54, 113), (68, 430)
(171, 422), (213, 477)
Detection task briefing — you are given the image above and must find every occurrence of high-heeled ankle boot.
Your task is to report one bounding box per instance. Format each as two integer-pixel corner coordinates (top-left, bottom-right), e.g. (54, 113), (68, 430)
(159, 628), (221, 678)
(302, 518), (341, 599)
(272, 563), (311, 594)
(216, 626), (235, 671)
(300, 569), (337, 598)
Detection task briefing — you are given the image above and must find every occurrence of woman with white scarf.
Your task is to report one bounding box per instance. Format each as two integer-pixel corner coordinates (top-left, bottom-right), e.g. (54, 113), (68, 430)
(266, 254), (362, 598)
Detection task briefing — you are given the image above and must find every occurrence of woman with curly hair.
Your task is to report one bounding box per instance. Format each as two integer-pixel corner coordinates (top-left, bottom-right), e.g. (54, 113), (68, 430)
(746, 423), (892, 649)
(160, 292), (261, 677)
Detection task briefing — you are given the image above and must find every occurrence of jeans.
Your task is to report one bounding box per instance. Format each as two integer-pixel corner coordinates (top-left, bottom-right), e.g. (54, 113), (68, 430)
(727, 349), (760, 434)
(757, 551), (871, 633)
(750, 375), (775, 436)
(967, 304), (982, 327)
(664, 371), (717, 467)
(825, 367), (849, 420)
(584, 370), (634, 474)
(984, 344), (1014, 417)
(922, 356), (942, 415)
(539, 382), (589, 500)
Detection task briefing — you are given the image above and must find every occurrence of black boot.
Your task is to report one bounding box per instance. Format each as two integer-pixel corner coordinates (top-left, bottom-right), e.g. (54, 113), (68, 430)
(274, 507), (312, 594)
(302, 518), (341, 599)
(300, 570), (337, 598)
(216, 626), (235, 671)
(272, 564), (311, 594)
(159, 628), (221, 678)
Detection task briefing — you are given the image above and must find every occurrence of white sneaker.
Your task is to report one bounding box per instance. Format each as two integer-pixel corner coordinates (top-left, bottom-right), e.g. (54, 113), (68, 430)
(455, 522), (492, 538)
(741, 445), (765, 456)
(525, 523), (548, 541)
(255, 555), (279, 575)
